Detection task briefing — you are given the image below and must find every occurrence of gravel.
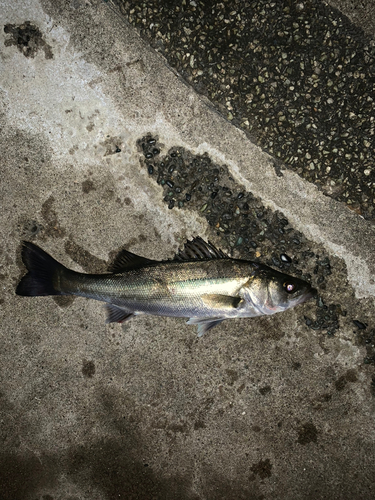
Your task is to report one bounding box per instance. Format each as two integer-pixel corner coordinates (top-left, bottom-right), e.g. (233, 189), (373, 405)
(111, 0), (375, 221)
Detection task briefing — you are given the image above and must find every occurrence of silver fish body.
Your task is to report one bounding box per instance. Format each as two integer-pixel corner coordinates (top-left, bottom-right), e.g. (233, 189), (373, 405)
(16, 237), (316, 336)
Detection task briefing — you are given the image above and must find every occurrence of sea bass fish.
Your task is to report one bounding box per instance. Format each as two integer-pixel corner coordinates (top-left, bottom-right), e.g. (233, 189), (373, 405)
(16, 237), (316, 336)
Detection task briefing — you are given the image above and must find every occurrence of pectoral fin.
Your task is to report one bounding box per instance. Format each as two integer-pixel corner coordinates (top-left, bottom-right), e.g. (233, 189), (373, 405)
(187, 317), (226, 337)
(105, 304), (134, 324)
(201, 294), (243, 310)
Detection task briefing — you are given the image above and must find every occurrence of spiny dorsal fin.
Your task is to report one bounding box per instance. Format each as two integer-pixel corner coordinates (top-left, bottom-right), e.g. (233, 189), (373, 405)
(174, 237), (228, 261)
(109, 248), (156, 273)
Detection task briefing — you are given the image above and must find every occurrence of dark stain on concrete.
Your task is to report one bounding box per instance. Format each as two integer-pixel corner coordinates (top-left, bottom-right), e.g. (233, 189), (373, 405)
(4, 21), (53, 59)
(0, 381), (327, 500)
(0, 386), (204, 500)
(237, 383), (246, 394)
(250, 458), (273, 480)
(0, 441), (199, 500)
(64, 239), (107, 273)
(81, 179), (96, 194)
(201, 466), (264, 499)
(312, 393), (333, 411)
(225, 369), (239, 386)
(41, 196), (66, 239)
(0, 452), (58, 500)
(82, 359), (96, 378)
(193, 419), (205, 430)
(335, 368), (358, 391)
(66, 390), (198, 499)
(355, 325), (375, 368)
(297, 422), (318, 445)
(101, 136), (123, 156)
(259, 385), (271, 396)
(66, 438), (195, 500)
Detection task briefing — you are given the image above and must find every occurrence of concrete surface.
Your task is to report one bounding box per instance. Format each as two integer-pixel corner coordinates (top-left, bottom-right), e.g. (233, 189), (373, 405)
(0, 0), (375, 499)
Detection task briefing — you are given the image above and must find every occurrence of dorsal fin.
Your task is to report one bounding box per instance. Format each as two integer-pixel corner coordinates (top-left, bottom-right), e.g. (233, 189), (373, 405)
(108, 248), (156, 273)
(174, 237), (228, 261)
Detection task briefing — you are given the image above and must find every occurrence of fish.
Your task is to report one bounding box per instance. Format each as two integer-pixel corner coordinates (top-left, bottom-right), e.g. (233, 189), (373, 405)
(16, 237), (316, 336)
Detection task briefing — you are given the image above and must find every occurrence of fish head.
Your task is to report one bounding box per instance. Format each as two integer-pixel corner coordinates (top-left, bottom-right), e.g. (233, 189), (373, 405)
(242, 266), (317, 315)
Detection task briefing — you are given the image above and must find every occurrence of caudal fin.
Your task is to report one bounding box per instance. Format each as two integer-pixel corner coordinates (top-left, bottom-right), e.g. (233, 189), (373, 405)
(16, 241), (64, 296)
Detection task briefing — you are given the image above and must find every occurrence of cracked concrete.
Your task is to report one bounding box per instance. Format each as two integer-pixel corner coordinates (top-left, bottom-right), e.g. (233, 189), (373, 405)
(1, 0), (375, 499)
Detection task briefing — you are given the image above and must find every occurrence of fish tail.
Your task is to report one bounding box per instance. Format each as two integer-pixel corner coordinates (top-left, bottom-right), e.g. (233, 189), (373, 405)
(16, 241), (65, 296)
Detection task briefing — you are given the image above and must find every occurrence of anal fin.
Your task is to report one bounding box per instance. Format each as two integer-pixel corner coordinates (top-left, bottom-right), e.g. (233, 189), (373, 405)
(105, 304), (134, 324)
(186, 317), (225, 337)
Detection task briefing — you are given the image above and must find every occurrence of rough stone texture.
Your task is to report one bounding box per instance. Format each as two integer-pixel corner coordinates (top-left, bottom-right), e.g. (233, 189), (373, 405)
(1, 0), (375, 499)
(326, 0), (375, 37)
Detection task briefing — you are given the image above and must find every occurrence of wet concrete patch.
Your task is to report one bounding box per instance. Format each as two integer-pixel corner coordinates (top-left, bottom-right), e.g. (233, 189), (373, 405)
(200, 466), (264, 500)
(0, 452), (58, 500)
(335, 374), (354, 392)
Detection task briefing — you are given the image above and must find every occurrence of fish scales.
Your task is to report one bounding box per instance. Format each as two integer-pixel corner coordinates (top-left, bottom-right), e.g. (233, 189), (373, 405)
(57, 260), (253, 317)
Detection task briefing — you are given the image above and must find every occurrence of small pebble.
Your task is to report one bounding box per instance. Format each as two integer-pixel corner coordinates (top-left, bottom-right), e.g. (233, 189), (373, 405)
(353, 320), (367, 330)
(280, 253), (292, 263)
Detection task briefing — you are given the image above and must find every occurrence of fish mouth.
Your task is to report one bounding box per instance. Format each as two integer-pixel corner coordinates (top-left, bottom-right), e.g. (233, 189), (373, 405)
(304, 287), (318, 302)
(295, 287), (317, 306)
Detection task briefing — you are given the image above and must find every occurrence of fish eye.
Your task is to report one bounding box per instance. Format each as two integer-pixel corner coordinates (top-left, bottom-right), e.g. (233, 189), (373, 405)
(284, 282), (295, 293)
